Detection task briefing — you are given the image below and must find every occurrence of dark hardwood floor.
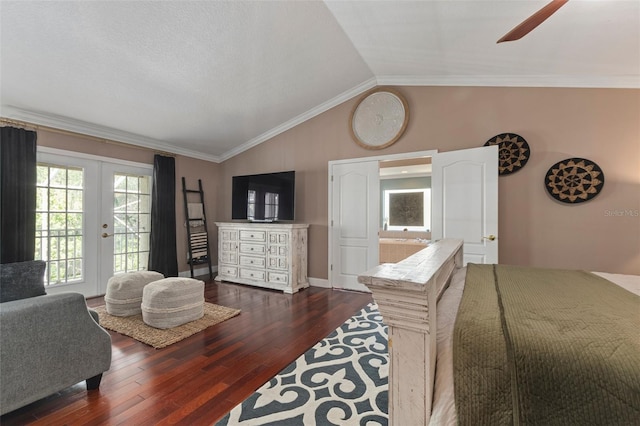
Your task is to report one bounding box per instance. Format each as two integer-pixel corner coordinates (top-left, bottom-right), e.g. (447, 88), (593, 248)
(1, 279), (373, 425)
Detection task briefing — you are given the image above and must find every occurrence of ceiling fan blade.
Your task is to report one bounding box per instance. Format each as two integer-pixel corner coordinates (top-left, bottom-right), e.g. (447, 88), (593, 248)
(497, 0), (569, 43)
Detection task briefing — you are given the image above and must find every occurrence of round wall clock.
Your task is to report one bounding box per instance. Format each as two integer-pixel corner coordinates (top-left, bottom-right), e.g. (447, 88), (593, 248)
(350, 88), (409, 150)
(545, 158), (605, 204)
(484, 133), (530, 175)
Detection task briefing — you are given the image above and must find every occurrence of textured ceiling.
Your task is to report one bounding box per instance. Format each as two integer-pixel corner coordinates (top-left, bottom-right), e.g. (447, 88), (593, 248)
(1, 0), (638, 162)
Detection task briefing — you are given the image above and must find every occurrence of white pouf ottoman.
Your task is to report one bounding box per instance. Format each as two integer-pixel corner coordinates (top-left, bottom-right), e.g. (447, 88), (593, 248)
(105, 271), (164, 316)
(141, 277), (205, 329)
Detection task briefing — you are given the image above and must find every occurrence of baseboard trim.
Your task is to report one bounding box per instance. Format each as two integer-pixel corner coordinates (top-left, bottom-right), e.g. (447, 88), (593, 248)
(308, 277), (331, 289)
(179, 265), (218, 279)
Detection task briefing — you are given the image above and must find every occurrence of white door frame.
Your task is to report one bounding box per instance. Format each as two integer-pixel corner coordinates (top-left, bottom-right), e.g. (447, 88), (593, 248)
(328, 150), (437, 290)
(38, 147), (152, 297)
(36, 150), (100, 296)
(99, 161), (153, 294)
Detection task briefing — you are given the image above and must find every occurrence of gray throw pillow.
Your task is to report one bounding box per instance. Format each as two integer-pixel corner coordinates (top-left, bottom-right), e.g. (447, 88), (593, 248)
(0, 260), (47, 303)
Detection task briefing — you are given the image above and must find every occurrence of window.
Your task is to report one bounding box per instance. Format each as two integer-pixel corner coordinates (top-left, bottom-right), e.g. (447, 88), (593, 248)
(383, 188), (431, 231)
(112, 173), (151, 274)
(36, 163), (84, 285)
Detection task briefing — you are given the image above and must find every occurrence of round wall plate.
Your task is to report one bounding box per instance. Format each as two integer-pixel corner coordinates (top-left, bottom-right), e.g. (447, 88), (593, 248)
(350, 88), (409, 150)
(545, 158), (605, 203)
(484, 133), (530, 175)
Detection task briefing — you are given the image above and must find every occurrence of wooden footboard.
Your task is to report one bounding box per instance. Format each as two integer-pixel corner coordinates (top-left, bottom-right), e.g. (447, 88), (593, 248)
(358, 238), (463, 426)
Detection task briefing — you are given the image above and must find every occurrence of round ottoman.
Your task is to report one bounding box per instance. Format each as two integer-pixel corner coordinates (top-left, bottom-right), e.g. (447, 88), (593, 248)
(141, 277), (205, 329)
(105, 271), (164, 316)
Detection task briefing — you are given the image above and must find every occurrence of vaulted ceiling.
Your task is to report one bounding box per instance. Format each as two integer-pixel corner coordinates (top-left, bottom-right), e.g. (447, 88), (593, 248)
(1, 1), (638, 162)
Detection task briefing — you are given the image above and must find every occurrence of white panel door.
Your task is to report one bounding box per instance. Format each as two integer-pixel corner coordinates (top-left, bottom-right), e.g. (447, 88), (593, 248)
(330, 161), (379, 291)
(432, 146), (498, 264)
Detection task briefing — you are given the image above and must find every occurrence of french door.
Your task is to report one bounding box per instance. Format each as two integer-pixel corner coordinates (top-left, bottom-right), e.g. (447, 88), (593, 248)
(36, 149), (152, 297)
(328, 147), (497, 290)
(99, 162), (152, 294)
(431, 145), (499, 264)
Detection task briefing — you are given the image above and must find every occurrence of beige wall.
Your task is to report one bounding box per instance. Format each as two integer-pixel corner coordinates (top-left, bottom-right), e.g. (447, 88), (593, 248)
(31, 85), (640, 279)
(220, 86), (640, 276)
(37, 129), (220, 274)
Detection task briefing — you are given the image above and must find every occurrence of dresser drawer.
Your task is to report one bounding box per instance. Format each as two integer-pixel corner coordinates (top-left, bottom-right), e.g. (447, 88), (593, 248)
(269, 245), (288, 256)
(240, 243), (266, 255)
(268, 232), (289, 244)
(222, 241), (238, 252)
(240, 255), (265, 268)
(220, 251), (238, 264)
(219, 265), (237, 278)
(240, 269), (266, 281)
(240, 230), (266, 242)
(220, 230), (237, 241)
(268, 256), (288, 270)
(268, 271), (289, 284)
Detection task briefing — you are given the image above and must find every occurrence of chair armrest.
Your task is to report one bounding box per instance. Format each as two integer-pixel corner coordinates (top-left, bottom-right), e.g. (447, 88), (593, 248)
(0, 292), (112, 415)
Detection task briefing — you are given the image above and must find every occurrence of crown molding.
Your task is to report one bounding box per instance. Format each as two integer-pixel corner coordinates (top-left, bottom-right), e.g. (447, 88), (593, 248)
(5, 73), (635, 167)
(376, 74), (640, 89)
(218, 77), (378, 162)
(1, 106), (223, 163)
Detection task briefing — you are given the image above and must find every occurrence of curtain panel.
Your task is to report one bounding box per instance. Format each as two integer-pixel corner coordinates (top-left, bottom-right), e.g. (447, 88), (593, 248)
(148, 154), (178, 277)
(0, 127), (37, 264)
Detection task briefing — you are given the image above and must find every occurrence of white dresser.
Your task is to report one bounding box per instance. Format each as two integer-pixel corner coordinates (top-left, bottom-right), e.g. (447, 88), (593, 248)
(215, 222), (309, 294)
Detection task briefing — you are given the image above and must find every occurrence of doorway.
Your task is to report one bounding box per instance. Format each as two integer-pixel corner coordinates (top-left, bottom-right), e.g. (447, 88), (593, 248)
(328, 146), (498, 291)
(36, 148), (152, 297)
(328, 150), (435, 292)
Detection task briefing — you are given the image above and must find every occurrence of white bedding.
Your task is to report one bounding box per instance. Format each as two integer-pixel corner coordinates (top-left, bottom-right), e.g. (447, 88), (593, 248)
(429, 268), (640, 426)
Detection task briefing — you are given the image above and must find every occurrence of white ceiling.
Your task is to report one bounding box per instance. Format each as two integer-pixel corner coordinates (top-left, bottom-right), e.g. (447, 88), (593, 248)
(1, 1), (638, 162)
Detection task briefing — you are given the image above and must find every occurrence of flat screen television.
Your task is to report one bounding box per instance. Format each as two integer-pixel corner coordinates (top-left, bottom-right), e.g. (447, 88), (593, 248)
(231, 171), (295, 222)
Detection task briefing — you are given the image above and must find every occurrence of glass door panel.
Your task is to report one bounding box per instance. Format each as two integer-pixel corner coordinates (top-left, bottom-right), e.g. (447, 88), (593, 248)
(35, 152), (99, 296)
(99, 162), (152, 294)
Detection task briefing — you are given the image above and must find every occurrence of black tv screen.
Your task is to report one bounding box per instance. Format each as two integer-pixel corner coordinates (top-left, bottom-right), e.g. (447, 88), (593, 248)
(231, 171), (295, 222)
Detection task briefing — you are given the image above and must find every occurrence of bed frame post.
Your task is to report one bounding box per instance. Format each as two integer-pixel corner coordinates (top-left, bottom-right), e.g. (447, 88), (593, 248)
(358, 239), (463, 426)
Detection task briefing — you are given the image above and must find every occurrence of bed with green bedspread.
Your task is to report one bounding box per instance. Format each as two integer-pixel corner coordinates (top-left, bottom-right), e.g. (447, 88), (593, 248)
(454, 263), (640, 425)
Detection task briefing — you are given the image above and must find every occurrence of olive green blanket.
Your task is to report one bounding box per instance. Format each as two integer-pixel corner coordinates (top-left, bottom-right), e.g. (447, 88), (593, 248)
(453, 264), (640, 425)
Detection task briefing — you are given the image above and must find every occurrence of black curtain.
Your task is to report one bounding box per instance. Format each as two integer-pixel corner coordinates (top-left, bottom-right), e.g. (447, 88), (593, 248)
(148, 154), (178, 277)
(0, 127), (38, 264)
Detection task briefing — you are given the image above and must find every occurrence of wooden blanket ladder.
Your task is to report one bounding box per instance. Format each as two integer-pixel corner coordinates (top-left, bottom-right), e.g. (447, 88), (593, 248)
(182, 178), (213, 279)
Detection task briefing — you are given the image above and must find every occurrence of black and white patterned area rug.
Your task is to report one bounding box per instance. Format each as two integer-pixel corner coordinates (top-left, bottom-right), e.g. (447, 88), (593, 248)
(216, 303), (389, 426)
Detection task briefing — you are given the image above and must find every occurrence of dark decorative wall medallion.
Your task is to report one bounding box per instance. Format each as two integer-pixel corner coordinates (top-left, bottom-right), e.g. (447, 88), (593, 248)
(484, 133), (530, 175)
(545, 158), (605, 204)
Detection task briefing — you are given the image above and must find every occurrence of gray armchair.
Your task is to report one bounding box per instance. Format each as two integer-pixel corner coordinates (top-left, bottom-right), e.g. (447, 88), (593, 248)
(0, 261), (112, 415)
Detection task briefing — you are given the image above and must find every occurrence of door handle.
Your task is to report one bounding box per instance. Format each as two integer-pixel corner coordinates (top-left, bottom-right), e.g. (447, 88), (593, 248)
(101, 232), (113, 238)
(483, 235), (496, 241)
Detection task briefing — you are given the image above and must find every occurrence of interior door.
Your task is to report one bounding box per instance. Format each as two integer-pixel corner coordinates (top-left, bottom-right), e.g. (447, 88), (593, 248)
(431, 145), (498, 264)
(329, 160), (379, 292)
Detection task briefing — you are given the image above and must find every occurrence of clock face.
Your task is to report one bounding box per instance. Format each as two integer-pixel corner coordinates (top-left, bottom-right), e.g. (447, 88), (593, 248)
(350, 89), (409, 150)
